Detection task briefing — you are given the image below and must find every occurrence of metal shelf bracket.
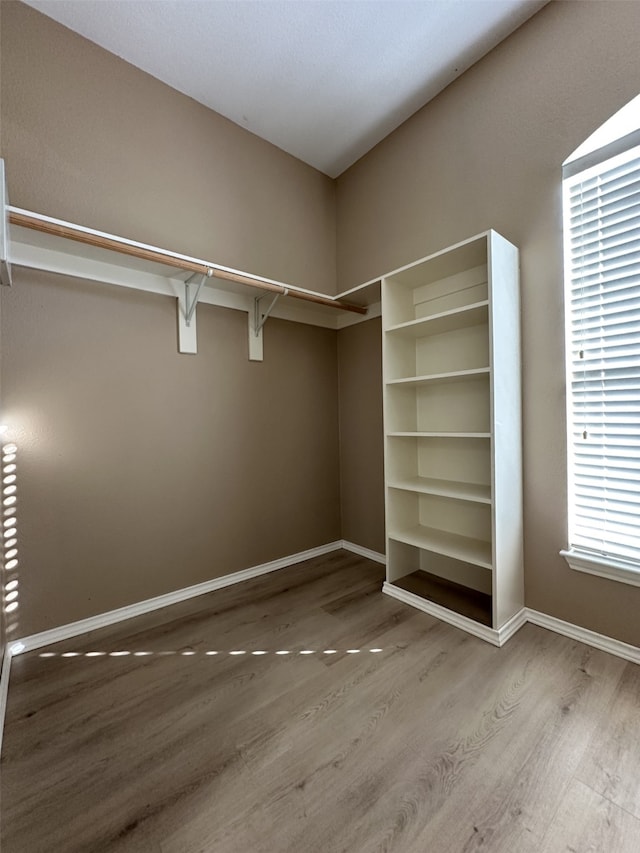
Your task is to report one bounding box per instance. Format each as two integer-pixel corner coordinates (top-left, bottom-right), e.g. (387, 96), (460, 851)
(248, 289), (288, 361)
(185, 269), (213, 327)
(177, 268), (213, 354)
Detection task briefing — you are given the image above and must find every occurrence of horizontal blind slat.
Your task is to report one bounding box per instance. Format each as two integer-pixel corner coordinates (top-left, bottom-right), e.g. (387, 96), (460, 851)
(566, 144), (640, 563)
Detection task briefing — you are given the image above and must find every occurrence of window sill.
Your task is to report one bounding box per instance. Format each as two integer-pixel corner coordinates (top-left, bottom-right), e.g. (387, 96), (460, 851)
(560, 549), (640, 588)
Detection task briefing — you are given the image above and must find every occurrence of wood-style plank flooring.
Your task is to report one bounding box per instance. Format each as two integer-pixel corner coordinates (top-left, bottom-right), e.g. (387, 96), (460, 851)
(1, 550), (639, 852)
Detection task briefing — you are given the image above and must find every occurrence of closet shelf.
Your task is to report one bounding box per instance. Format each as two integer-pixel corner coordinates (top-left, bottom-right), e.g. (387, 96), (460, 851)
(388, 431), (491, 439)
(388, 477), (492, 504)
(388, 572), (493, 627)
(386, 367), (490, 387)
(388, 527), (493, 570)
(9, 208), (367, 316)
(385, 300), (489, 338)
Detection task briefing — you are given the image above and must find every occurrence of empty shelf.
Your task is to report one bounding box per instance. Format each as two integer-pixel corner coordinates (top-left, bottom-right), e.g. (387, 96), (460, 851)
(388, 476), (492, 504)
(390, 570), (492, 626)
(389, 526), (493, 569)
(388, 431), (491, 439)
(385, 301), (489, 338)
(386, 367), (490, 387)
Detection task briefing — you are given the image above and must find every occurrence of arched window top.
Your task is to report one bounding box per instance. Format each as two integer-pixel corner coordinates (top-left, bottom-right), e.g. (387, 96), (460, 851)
(563, 93), (640, 177)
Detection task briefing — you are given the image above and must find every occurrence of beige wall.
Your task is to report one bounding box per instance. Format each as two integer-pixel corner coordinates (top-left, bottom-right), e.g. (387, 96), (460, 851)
(336, 0), (640, 645)
(1, 2), (336, 296)
(337, 318), (385, 554)
(1, 269), (340, 636)
(0, 2), (341, 637)
(2, 0), (640, 647)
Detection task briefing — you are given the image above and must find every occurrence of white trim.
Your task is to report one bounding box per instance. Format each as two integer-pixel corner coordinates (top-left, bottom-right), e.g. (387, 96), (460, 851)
(382, 585), (640, 662)
(560, 549), (640, 589)
(336, 277), (381, 301)
(563, 127), (640, 178)
(9, 542), (343, 656)
(0, 645), (12, 758)
(524, 608), (640, 665)
(335, 230), (495, 301)
(0, 160), (12, 287)
(496, 608), (528, 645)
(382, 581), (508, 646)
(341, 540), (386, 564)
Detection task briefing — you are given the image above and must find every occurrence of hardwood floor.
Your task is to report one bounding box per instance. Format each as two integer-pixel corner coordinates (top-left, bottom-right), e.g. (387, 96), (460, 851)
(1, 550), (639, 852)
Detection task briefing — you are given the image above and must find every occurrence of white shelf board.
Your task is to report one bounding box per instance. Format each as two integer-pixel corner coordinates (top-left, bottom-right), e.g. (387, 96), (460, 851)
(334, 278), (381, 309)
(389, 526), (493, 570)
(388, 431), (491, 439)
(388, 477), (492, 504)
(386, 367), (490, 387)
(384, 234), (488, 289)
(385, 300), (489, 338)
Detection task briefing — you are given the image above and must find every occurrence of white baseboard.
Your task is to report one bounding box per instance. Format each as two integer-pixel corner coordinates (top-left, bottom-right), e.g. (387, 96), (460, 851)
(524, 608), (640, 665)
(382, 581), (505, 646)
(6, 542), (639, 666)
(10, 541), (343, 656)
(382, 586), (640, 662)
(496, 608), (529, 645)
(2, 545), (639, 765)
(383, 583), (528, 648)
(0, 645), (12, 758)
(380, 586), (640, 662)
(341, 540), (386, 564)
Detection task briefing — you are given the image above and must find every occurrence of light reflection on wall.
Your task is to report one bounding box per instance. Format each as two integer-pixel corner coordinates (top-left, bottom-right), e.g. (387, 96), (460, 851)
(2, 436), (20, 636)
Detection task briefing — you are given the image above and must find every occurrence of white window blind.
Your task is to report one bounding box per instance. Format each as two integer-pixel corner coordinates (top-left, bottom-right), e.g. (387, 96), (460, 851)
(564, 143), (640, 566)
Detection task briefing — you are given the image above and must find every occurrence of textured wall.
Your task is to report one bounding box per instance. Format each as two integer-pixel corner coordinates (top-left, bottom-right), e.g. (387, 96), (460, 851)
(338, 318), (384, 555)
(0, 3), (343, 637)
(3, 0), (640, 646)
(1, 270), (340, 636)
(336, 0), (640, 645)
(2, 2), (336, 296)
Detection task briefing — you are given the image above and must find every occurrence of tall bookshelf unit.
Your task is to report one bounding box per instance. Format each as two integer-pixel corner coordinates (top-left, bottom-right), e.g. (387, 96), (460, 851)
(382, 231), (524, 645)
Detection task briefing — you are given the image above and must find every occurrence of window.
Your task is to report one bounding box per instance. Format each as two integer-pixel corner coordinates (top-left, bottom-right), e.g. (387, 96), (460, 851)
(561, 96), (640, 587)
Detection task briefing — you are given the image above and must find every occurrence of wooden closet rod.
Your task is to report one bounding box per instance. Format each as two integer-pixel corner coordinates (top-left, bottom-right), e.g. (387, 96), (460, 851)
(9, 210), (368, 316)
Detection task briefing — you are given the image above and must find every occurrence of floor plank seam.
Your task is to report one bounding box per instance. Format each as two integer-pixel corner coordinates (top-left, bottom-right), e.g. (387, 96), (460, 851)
(576, 776), (640, 824)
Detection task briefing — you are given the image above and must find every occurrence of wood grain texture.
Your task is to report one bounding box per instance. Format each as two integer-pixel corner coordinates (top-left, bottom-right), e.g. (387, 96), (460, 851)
(575, 661), (640, 820)
(1, 551), (639, 852)
(539, 779), (640, 853)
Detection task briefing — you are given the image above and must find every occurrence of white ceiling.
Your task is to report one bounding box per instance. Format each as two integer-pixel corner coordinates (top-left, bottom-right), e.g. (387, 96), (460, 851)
(24, 0), (548, 178)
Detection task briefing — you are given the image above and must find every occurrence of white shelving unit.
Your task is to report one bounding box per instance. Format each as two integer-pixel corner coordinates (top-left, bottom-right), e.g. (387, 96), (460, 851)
(382, 231), (524, 645)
